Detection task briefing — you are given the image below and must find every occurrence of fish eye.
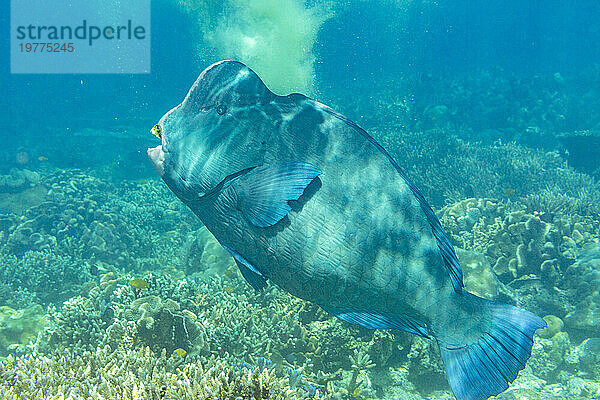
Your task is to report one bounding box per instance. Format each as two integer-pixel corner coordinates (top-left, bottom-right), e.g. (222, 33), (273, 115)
(216, 104), (227, 115)
(151, 124), (162, 139)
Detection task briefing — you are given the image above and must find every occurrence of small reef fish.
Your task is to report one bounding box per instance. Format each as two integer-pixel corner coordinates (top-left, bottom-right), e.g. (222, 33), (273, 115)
(174, 348), (187, 357)
(37, 156), (48, 161)
(129, 278), (149, 289)
(504, 187), (516, 196)
(148, 60), (545, 400)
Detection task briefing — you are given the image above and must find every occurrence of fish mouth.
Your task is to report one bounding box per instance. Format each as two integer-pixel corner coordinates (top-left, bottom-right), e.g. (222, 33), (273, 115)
(147, 145), (165, 176)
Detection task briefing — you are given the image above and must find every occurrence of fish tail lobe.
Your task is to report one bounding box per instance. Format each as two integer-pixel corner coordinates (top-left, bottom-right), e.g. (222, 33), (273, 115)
(437, 293), (546, 400)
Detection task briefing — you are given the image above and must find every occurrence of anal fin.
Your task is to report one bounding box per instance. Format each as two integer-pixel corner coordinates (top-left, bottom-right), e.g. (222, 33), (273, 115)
(322, 307), (429, 338)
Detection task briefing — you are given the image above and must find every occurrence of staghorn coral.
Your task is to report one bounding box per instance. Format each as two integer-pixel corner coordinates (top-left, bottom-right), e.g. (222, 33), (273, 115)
(45, 295), (107, 352)
(191, 273), (395, 382)
(36, 269), (461, 398)
(524, 188), (600, 218)
(0, 346), (320, 399)
(0, 249), (91, 306)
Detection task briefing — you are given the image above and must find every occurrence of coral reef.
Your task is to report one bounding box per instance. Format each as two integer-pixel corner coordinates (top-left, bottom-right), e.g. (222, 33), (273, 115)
(30, 269), (422, 398)
(373, 128), (600, 215)
(41, 272), (206, 357)
(331, 66), (600, 161)
(0, 249), (91, 306)
(0, 305), (47, 357)
(0, 169), (207, 309)
(0, 169), (40, 194)
(2, 89), (600, 399)
(439, 197), (600, 334)
(0, 346), (318, 399)
(2, 170), (143, 268)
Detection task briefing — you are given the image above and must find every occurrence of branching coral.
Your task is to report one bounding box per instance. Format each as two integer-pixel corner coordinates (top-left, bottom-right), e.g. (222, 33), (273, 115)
(0, 346), (318, 399)
(0, 249), (91, 306)
(375, 128), (600, 216)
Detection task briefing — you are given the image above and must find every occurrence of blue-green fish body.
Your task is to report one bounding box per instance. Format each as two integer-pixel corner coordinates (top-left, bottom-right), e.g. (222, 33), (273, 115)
(148, 61), (545, 400)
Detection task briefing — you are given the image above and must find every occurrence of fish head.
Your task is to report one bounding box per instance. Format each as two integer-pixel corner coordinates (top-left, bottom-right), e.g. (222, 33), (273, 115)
(148, 60), (276, 201)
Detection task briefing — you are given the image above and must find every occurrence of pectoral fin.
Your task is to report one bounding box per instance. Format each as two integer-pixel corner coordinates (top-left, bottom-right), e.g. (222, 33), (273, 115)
(234, 161), (322, 228)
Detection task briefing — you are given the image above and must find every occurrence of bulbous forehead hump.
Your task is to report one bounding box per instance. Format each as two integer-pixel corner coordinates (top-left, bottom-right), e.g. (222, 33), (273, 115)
(182, 60), (275, 114)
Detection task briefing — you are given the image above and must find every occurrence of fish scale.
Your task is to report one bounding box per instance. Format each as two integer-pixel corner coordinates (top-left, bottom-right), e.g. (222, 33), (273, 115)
(148, 60), (546, 400)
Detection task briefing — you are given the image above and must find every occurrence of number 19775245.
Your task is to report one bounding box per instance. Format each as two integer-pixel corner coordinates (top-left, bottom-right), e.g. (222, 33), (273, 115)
(19, 43), (74, 52)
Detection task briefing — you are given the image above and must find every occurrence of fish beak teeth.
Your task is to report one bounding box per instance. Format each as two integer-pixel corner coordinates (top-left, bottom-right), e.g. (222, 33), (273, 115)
(147, 145), (165, 176)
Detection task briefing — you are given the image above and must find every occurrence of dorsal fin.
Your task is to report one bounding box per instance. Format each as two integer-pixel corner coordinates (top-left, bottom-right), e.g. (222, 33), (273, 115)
(316, 104), (464, 292)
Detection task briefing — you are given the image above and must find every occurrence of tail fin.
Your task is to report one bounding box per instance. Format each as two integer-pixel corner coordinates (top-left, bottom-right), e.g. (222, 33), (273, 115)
(438, 297), (546, 400)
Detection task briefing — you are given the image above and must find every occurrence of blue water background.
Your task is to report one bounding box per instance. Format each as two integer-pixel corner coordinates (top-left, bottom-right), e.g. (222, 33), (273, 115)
(1, 0), (599, 174)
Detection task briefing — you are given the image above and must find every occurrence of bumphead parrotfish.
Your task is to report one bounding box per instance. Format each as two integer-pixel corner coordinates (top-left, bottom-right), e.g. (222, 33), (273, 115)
(148, 60), (545, 400)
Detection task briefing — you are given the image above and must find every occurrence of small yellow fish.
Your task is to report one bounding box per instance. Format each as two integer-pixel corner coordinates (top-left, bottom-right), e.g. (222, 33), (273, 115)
(174, 348), (187, 357)
(37, 156), (48, 161)
(129, 279), (149, 289)
(504, 188), (516, 196)
(223, 286), (234, 293)
(151, 124), (163, 140)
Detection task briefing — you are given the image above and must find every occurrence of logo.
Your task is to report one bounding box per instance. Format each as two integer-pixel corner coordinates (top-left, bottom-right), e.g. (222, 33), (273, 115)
(11, 0), (151, 74)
